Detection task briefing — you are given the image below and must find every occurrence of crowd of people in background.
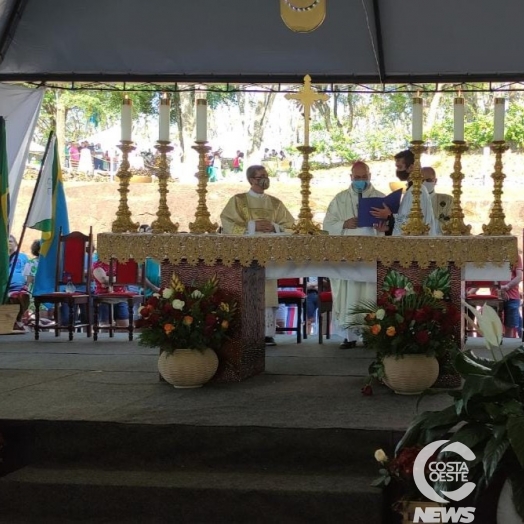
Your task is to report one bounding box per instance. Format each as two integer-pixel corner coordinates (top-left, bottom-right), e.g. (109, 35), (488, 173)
(65, 141), (112, 173)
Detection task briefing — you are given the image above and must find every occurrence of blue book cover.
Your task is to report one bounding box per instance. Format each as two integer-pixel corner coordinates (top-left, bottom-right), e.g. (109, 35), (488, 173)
(357, 189), (403, 228)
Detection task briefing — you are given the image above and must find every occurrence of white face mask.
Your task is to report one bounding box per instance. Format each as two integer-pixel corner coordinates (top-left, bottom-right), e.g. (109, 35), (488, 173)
(423, 181), (435, 193)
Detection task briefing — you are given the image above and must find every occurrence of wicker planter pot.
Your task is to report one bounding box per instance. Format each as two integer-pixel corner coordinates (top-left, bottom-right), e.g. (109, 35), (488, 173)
(158, 348), (219, 388)
(383, 355), (439, 395)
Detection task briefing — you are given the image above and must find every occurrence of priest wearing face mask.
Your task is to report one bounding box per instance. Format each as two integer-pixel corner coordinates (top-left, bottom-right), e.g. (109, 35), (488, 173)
(421, 166), (453, 234)
(372, 149), (438, 236)
(220, 165), (295, 346)
(323, 161), (386, 349)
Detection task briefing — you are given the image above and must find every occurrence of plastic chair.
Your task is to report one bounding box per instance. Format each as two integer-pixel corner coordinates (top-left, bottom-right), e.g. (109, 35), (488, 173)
(34, 228), (93, 341)
(275, 278), (307, 343)
(318, 277), (332, 344)
(92, 258), (145, 341)
(465, 280), (504, 337)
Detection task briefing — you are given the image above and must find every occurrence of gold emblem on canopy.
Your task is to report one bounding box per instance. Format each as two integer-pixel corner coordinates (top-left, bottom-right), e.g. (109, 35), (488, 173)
(280, 0), (326, 33)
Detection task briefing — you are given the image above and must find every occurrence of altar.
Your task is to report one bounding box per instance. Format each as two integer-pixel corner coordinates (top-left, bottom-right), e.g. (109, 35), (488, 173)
(97, 233), (518, 382)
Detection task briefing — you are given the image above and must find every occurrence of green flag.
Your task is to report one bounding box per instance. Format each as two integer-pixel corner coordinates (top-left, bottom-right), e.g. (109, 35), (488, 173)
(0, 117), (9, 302)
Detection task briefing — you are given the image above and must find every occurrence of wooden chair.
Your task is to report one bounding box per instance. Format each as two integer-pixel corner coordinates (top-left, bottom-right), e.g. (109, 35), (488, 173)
(318, 277), (333, 344)
(275, 278), (307, 343)
(34, 228), (93, 341)
(92, 258), (145, 341)
(465, 280), (504, 338)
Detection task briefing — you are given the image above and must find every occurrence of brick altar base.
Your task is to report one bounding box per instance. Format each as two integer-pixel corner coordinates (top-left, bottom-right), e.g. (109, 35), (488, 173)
(161, 261), (266, 382)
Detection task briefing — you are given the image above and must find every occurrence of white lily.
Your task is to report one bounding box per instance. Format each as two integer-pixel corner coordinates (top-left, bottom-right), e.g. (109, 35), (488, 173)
(462, 300), (503, 352)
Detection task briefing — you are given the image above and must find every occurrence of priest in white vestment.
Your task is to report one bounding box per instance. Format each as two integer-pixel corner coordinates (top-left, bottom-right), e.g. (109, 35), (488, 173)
(323, 161), (386, 349)
(421, 166), (453, 234)
(220, 165), (295, 346)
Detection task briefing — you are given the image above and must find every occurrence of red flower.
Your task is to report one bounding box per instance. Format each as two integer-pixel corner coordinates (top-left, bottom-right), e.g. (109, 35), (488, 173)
(413, 308), (429, 322)
(415, 330), (430, 344)
(361, 384), (373, 396)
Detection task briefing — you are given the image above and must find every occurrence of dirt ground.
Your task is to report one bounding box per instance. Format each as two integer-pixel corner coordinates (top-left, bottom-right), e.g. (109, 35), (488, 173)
(10, 156), (524, 254)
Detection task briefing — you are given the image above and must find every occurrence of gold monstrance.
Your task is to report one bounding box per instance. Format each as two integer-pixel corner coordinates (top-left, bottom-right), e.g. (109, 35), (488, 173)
(285, 74), (328, 235)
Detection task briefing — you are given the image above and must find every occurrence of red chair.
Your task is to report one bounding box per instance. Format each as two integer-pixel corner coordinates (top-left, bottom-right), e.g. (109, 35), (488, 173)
(465, 280), (504, 337)
(34, 228), (94, 341)
(318, 277), (333, 344)
(92, 258), (145, 341)
(275, 278), (307, 343)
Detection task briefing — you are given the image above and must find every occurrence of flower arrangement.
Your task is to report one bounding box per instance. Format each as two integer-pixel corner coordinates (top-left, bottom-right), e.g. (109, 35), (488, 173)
(348, 268), (461, 358)
(372, 447), (424, 502)
(136, 273), (237, 353)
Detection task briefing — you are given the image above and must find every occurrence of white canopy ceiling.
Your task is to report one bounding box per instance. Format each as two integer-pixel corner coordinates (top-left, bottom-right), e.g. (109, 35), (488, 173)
(0, 0), (521, 84)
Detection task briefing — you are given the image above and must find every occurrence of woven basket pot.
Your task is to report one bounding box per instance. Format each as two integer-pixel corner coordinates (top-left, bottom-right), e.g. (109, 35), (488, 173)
(158, 348), (219, 388)
(383, 354), (439, 395)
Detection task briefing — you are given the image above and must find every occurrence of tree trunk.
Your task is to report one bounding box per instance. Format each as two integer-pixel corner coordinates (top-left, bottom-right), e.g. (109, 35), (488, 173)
(55, 92), (66, 166)
(247, 89), (277, 158)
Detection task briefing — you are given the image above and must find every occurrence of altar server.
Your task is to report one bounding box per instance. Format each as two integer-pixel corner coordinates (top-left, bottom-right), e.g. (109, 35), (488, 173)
(323, 161), (386, 348)
(220, 165), (295, 346)
(372, 149), (438, 236)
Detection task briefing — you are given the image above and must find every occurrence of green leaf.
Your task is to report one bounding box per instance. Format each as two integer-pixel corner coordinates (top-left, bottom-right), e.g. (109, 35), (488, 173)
(482, 425), (509, 482)
(453, 351), (492, 376)
(461, 375), (518, 409)
(421, 405), (461, 430)
(507, 416), (524, 469)
(444, 424), (490, 453)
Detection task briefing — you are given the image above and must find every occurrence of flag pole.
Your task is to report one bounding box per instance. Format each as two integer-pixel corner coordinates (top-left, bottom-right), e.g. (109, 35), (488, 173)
(2, 131), (54, 304)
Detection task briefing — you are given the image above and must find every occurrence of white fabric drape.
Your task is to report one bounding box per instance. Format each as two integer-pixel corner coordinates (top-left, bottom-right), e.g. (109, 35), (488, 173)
(0, 83), (45, 227)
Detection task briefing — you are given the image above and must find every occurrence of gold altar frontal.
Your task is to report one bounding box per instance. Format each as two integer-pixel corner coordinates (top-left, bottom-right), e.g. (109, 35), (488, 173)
(98, 234), (518, 382)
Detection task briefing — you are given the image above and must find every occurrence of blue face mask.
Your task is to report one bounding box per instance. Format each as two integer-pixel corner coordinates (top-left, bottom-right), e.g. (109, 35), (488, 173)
(352, 180), (368, 193)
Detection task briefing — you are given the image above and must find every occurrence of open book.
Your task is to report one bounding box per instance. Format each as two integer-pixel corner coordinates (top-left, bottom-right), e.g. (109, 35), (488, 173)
(357, 189), (403, 228)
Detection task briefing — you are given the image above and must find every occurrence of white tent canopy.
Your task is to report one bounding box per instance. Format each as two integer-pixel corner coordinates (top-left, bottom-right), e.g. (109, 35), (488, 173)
(0, 0), (521, 85)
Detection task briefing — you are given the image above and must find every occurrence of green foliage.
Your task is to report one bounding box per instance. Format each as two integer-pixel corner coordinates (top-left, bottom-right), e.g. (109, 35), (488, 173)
(396, 347), (524, 518)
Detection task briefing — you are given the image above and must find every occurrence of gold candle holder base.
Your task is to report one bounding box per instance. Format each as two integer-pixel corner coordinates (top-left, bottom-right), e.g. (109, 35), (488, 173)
(292, 145), (321, 235)
(482, 141), (512, 236)
(189, 141), (218, 234)
(112, 140), (140, 233)
(402, 140), (430, 236)
(442, 141), (471, 236)
(150, 141), (179, 234)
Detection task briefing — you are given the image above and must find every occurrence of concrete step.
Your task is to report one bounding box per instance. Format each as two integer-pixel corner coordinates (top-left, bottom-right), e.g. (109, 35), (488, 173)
(0, 464), (383, 523)
(1, 420), (403, 472)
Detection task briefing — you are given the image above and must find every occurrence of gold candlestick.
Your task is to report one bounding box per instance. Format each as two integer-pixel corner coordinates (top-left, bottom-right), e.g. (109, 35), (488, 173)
(112, 140), (140, 233)
(189, 141), (218, 234)
(402, 141), (430, 236)
(150, 141), (179, 234)
(293, 145), (321, 235)
(442, 141), (471, 236)
(482, 141), (512, 235)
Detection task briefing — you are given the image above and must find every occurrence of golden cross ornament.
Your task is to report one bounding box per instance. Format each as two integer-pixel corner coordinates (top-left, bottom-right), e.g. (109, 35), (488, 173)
(285, 75), (328, 146)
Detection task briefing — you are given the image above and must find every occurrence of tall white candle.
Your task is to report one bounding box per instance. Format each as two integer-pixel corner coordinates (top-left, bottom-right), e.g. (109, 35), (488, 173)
(453, 96), (465, 142)
(196, 99), (207, 142)
(412, 96), (423, 141)
(493, 98), (506, 141)
(159, 94), (170, 142)
(121, 96), (132, 142)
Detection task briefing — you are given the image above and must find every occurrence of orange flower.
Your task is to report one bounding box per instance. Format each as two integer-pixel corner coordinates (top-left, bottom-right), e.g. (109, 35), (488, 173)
(366, 312), (376, 321)
(183, 316), (194, 325)
(221, 320), (229, 329)
(370, 324), (381, 335)
(164, 323), (175, 334)
(386, 326), (396, 337)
